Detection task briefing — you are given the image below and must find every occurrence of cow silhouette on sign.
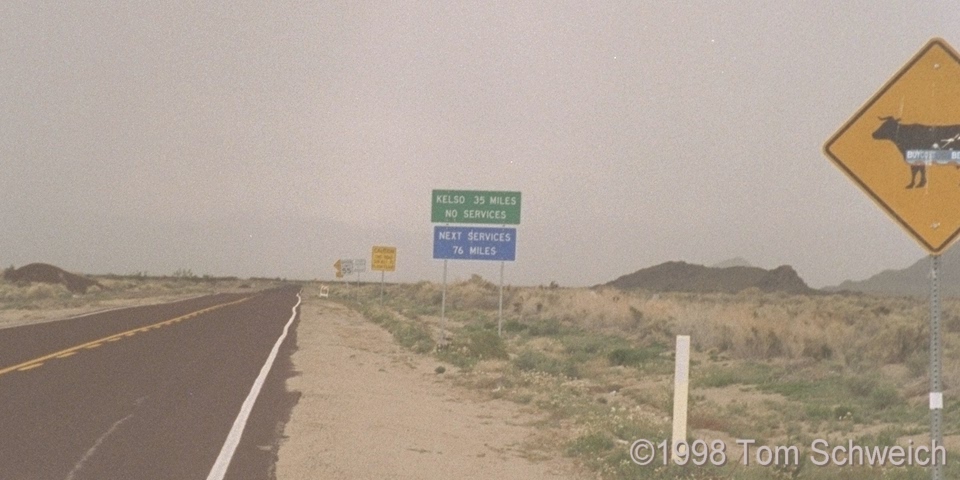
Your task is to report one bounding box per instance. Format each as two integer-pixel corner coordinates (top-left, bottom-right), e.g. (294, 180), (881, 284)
(872, 116), (960, 188)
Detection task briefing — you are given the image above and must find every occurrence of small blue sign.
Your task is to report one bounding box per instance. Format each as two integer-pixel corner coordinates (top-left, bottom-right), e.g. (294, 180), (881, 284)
(905, 149), (960, 165)
(433, 226), (517, 261)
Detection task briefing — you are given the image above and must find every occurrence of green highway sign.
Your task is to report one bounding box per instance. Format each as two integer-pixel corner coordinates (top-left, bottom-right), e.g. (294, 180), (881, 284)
(431, 189), (521, 224)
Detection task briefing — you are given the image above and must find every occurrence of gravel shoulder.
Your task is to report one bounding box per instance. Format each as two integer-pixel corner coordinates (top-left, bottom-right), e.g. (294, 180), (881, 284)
(275, 289), (584, 480)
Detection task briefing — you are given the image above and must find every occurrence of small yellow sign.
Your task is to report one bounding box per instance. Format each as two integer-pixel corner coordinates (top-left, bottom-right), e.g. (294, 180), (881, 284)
(824, 38), (960, 254)
(371, 246), (397, 272)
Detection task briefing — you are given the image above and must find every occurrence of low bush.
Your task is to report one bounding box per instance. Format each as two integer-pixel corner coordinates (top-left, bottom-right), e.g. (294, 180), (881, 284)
(438, 327), (508, 368)
(513, 349), (579, 378)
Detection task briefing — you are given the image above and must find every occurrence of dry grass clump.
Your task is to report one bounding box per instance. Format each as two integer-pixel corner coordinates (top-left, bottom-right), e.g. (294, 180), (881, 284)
(0, 281), (73, 304)
(508, 286), (937, 370)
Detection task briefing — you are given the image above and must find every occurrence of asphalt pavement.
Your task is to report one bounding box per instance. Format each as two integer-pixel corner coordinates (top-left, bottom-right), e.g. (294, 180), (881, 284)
(0, 285), (301, 480)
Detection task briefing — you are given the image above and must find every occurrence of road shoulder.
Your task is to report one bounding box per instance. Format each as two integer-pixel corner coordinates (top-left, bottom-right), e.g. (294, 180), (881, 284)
(275, 289), (582, 479)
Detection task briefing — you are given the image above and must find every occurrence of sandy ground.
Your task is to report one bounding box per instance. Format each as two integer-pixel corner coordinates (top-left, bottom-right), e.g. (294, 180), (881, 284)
(275, 292), (584, 480)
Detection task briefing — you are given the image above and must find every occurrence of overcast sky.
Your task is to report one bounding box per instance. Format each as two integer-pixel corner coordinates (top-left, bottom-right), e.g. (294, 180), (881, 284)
(3, 1), (960, 288)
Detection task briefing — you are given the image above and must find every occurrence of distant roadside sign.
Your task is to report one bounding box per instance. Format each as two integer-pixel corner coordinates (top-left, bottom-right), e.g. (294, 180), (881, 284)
(371, 246), (396, 272)
(339, 259), (354, 276)
(431, 189), (521, 225)
(824, 38), (960, 254)
(433, 226), (516, 261)
(336, 258), (366, 276)
(352, 259), (367, 273)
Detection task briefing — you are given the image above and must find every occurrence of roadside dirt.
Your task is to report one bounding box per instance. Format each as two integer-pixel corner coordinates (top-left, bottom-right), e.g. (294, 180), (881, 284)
(275, 291), (584, 479)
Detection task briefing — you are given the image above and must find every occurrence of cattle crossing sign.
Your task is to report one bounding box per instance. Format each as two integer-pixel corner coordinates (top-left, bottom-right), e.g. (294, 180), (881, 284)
(825, 37), (960, 480)
(824, 38), (960, 254)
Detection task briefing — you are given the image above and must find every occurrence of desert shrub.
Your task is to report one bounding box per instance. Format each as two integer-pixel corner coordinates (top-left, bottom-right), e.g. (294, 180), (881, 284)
(437, 327), (507, 368)
(25, 283), (72, 300)
(393, 322), (436, 354)
(501, 319), (527, 333)
(526, 318), (563, 337)
(628, 306), (644, 328)
(562, 333), (619, 361)
(847, 375), (879, 397)
(868, 384), (900, 411)
(801, 337), (833, 360)
(804, 404), (834, 421)
(608, 345), (663, 367)
(886, 325), (926, 364)
(696, 362), (776, 388)
(741, 327), (786, 359)
(513, 350), (578, 378)
(566, 432), (613, 457)
(360, 305), (435, 354)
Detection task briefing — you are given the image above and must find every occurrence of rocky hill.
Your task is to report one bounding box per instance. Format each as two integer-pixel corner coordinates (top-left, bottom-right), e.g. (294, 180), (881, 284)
(826, 247), (960, 297)
(3, 263), (103, 294)
(603, 261), (815, 294)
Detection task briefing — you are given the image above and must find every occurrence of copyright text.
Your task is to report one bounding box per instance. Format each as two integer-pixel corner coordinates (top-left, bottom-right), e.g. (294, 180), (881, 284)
(629, 438), (946, 467)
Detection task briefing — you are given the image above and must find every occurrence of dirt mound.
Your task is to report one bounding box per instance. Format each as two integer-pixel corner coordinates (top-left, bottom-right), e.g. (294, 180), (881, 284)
(3, 263), (103, 294)
(603, 261), (815, 295)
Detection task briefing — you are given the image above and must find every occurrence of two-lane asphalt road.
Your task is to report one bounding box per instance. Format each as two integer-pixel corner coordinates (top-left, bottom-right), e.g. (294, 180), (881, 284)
(0, 285), (301, 479)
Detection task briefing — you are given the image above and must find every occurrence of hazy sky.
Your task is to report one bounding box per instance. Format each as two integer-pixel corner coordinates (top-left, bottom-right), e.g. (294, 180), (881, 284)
(3, 1), (960, 288)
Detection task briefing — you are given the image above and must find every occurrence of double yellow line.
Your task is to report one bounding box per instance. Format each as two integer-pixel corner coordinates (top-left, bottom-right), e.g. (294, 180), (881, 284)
(0, 296), (254, 378)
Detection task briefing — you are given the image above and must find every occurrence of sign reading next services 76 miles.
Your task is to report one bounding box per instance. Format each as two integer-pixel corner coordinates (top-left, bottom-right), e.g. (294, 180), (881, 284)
(432, 189), (521, 225)
(433, 226), (516, 261)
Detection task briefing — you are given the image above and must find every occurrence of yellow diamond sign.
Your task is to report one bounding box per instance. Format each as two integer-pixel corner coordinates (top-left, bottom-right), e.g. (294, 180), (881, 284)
(824, 38), (960, 254)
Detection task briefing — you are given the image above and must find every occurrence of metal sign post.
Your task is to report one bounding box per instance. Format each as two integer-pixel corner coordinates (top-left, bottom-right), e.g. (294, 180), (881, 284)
(340, 258), (365, 303)
(498, 261), (505, 337)
(440, 259), (448, 343)
(930, 255), (944, 480)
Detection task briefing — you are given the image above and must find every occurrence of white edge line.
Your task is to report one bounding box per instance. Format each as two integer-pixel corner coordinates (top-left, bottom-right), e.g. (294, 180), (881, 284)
(205, 289), (302, 480)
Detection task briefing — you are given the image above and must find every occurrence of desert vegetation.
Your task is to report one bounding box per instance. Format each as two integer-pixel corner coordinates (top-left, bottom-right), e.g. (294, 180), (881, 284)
(330, 275), (960, 479)
(0, 266), (284, 328)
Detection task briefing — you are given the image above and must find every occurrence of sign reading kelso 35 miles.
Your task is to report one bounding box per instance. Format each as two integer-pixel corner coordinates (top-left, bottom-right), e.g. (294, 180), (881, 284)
(431, 189), (521, 225)
(824, 38), (960, 254)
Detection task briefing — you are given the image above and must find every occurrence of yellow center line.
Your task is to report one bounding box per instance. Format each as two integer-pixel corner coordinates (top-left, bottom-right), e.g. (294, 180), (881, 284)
(0, 295), (255, 378)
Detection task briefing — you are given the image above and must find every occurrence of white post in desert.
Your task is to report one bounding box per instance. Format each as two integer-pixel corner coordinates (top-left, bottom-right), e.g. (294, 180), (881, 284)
(672, 335), (691, 461)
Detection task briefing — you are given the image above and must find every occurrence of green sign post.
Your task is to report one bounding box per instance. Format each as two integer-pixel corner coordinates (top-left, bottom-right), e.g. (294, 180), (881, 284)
(431, 189), (521, 225)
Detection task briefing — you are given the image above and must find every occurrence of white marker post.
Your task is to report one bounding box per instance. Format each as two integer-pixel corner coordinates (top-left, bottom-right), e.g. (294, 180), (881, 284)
(672, 335), (691, 461)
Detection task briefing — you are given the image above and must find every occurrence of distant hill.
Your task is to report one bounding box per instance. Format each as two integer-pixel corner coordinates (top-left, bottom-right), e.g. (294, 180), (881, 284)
(711, 257), (753, 268)
(826, 247), (960, 297)
(3, 263), (103, 293)
(603, 261), (815, 295)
